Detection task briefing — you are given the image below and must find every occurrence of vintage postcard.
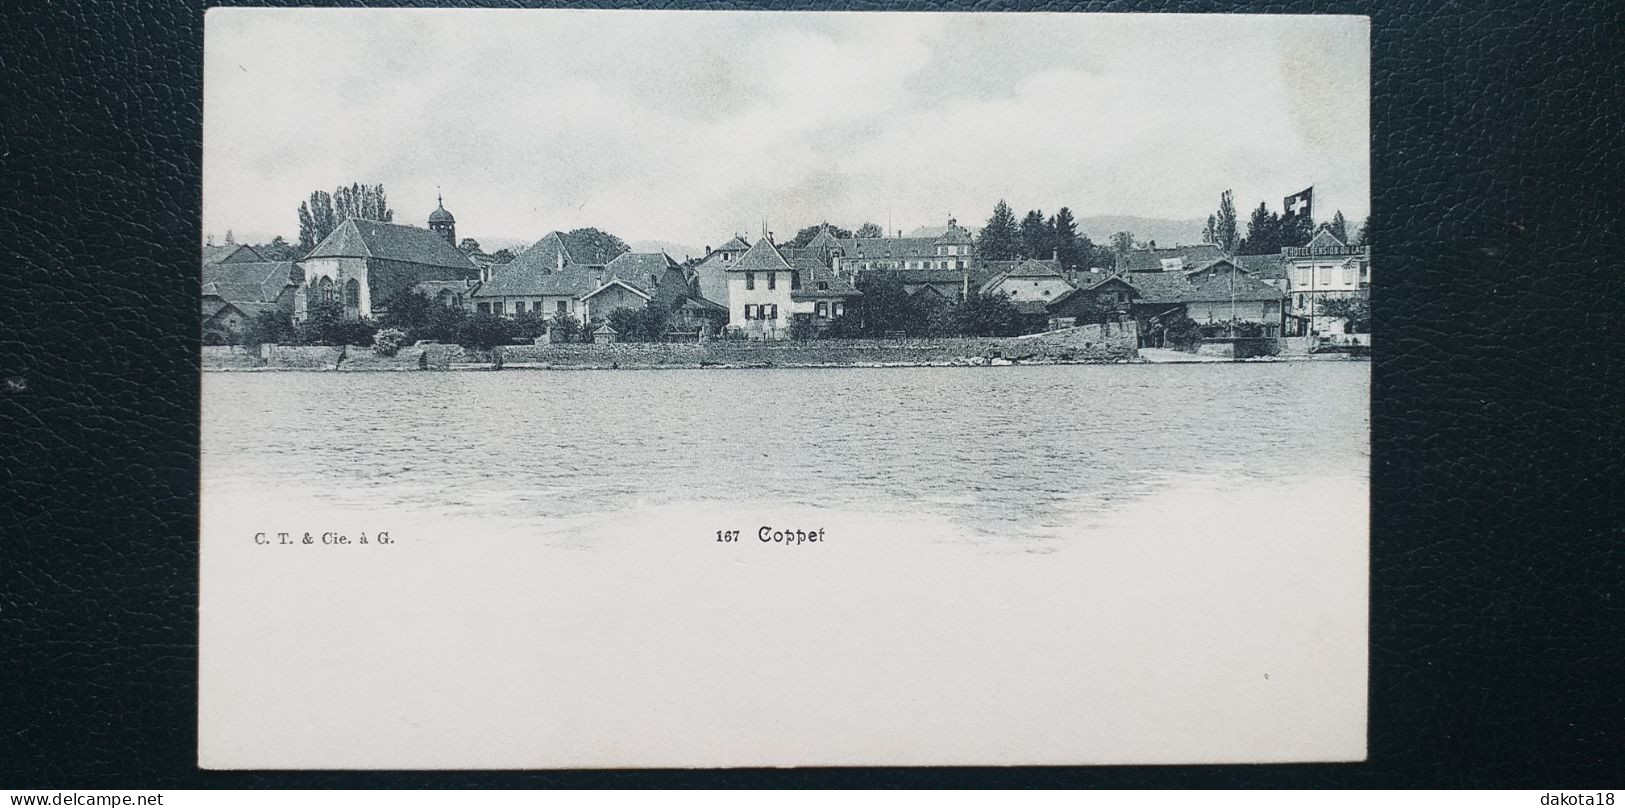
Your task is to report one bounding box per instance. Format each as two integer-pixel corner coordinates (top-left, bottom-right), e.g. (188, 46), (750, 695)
(199, 8), (1370, 769)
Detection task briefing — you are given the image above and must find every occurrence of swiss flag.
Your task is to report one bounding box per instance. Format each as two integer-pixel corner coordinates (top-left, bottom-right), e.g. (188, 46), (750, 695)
(1284, 187), (1313, 219)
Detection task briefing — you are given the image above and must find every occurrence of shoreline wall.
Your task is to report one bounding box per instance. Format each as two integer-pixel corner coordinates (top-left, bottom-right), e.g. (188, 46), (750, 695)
(201, 322), (1138, 371)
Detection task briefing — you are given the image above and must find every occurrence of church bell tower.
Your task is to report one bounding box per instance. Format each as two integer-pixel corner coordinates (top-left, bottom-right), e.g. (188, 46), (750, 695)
(428, 192), (456, 246)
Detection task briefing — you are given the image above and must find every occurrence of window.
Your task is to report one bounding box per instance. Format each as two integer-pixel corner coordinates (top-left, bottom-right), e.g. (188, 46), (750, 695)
(493, 302), (505, 315)
(832, 302), (844, 318)
(513, 301), (525, 313)
(746, 272), (755, 290)
(767, 272), (777, 290)
(1343, 267), (1355, 285)
(791, 271), (801, 290)
(557, 300), (568, 315)
(768, 304), (778, 320)
(1317, 266), (1333, 285)
(478, 302), (491, 314)
(956, 260), (965, 270)
(818, 281), (829, 291)
(816, 302), (828, 318)
(1297, 294), (1306, 309)
(743, 304), (755, 320)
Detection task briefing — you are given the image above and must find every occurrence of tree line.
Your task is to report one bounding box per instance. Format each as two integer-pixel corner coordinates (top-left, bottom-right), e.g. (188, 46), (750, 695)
(975, 201), (1116, 270)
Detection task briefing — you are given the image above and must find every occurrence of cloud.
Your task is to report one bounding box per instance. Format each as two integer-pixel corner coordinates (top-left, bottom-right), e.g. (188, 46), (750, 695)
(203, 10), (1369, 247)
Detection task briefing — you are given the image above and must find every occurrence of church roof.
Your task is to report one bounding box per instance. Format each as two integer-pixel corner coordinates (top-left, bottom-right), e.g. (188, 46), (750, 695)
(304, 219), (475, 270)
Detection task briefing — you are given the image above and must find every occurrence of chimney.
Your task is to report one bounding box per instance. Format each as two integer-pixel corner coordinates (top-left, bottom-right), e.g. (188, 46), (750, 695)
(556, 248), (564, 272)
(594, 267), (605, 287)
(1052, 248), (1059, 262)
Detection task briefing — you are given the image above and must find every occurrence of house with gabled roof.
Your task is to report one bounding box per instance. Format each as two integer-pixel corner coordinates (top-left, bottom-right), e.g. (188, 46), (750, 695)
(1278, 225), (1370, 335)
(725, 237), (859, 339)
(1115, 243), (1228, 273)
(299, 217), (478, 321)
(690, 236), (752, 312)
(977, 258), (1074, 313)
(200, 260), (300, 340)
(1117, 258), (1287, 343)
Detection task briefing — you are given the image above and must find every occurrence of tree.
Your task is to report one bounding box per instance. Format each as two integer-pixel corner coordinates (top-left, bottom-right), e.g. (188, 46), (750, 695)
(332, 183), (392, 223)
(298, 191), (335, 251)
(1316, 295), (1370, 332)
(1280, 209), (1314, 249)
(789, 222), (853, 247)
(1019, 209), (1052, 260)
(854, 223), (884, 239)
(257, 235), (296, 260)
(978, 200), (1021, 261)
(956, 291), (1024, 337)
(1240, 201), (1282, 255)
(492, 248), (516, 264)
(1110, 231), (1136, 258)
(458, 237), (482, 254)
(240, 310), (294, 348)
(1049, 207), (1082, 269)
(224, 229), (235, 245)
(1353, 218), (1369, 248)
(1206, 190), (1239, 253)
(564, 228), (629, 264)
(605, 305), (668, 342)
(1328, 210), (1349, 243)
(853, 271), (923, 336)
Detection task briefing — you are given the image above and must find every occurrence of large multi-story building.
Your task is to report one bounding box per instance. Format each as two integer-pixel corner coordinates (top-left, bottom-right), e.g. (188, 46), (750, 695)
(1280, 226), (1370, 335)
(725, 237), (859, 340)
(829, 218), (976, 274)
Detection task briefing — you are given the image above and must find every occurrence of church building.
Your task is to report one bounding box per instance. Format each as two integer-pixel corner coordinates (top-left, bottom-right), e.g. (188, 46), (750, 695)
(297, 195), (479, 321)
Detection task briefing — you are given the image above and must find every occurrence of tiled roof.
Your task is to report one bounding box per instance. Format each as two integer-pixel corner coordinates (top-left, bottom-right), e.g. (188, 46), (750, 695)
(1123, 263), (1284, 304)
(487, 230), (627, 280)
(1304, 227), (1349, 251)
(201, 261), (296, 305)
(803, 227), (843, 255)
(470, 262), (597, 298)
(604, 252), (679, 287)
(1233, 253), (1288, 280)
(203, 243), (263, 265)
(978, 259), (1070, 295)
(1181, 261), (1286, 303)
(581, 278), (653, 302)
(727, 238), (792, 273)
(304, 219), (476, 270)
(1116, 243), (1227, 273)
(715, 236), (750, 252)
(789, 253), (860, 300)
(835, 236), (939, 260)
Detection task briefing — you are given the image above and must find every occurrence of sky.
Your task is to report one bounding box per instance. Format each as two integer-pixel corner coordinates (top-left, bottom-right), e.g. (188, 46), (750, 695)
(203, 9), (1369, 254)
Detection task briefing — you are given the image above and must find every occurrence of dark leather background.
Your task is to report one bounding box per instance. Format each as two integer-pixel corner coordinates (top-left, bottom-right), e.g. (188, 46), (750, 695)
(2, 0), (1620, 789)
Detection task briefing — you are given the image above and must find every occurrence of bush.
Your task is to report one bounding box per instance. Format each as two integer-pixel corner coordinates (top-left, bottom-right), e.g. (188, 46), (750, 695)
(372, 327), (408, 357)
(1164, 316), (1202, 351)
(823, 314), (863, 339)
(456, 311), (514, 350)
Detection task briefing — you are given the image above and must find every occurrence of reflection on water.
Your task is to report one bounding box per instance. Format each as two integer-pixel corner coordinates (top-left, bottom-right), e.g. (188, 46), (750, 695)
(202, 363), (1368, 541)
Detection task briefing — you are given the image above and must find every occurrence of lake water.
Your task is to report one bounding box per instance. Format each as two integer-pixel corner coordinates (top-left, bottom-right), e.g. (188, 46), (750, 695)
(202, 362), (1368, 544)
(200, 363), (1370, 768)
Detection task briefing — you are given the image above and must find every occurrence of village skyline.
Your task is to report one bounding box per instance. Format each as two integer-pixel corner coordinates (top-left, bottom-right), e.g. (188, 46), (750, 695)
(203, 10), (1370, 250)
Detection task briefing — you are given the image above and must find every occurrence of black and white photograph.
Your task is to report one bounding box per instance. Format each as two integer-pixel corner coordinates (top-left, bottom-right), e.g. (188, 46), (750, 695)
(196, 8), (1371, 769)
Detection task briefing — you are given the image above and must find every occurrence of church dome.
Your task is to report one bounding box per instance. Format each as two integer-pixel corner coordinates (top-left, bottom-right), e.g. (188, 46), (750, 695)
(428, 193), (455, 223)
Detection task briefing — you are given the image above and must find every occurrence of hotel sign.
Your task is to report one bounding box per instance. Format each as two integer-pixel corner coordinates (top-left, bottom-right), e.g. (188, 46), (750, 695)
(1285, 245), (1367, 258)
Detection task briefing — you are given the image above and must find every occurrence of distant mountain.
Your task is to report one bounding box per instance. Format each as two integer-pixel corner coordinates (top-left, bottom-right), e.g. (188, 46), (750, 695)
(1076, 216), (1210, 248)
(629, 240), (706, 262)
